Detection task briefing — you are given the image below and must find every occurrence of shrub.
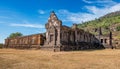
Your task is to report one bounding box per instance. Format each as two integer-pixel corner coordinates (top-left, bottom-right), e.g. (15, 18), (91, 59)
(116, 26), (120, 31)
(0, 43), (3, 48)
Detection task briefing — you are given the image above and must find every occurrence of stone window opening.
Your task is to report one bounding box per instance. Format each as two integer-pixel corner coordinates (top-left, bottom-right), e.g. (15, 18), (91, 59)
(104, 39), (107, 43)
(101, 39), (103, 43)
(77, 31), (79, 35)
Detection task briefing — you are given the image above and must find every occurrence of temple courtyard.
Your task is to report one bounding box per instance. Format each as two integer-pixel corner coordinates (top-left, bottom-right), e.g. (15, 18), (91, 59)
(0, 49), (120, 69)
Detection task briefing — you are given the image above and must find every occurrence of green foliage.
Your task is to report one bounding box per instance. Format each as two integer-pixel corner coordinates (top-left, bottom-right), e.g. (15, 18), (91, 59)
(8, 32), (23, 38)
(116, 26), (120, 31)
(0, 43), (3, 48)
(77, 11), (120, 35)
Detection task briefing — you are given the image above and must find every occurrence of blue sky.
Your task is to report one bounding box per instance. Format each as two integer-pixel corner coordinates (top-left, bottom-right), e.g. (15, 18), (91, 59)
(0, 0), (120, 43)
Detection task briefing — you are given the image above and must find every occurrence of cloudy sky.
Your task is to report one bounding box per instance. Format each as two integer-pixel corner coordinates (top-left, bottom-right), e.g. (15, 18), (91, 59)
(0, 0), (120, 43)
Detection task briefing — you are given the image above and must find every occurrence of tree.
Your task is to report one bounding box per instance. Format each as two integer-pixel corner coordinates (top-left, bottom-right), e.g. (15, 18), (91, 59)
(0, 43), (3, 48)
(8, 32), (23, 38)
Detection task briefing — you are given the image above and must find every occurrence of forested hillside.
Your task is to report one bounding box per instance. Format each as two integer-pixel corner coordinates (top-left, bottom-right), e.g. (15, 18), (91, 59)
(77, 11), (120, 35)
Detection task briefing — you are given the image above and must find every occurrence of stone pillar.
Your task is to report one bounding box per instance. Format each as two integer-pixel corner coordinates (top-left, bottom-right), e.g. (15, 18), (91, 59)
(46, 32), (48, 44)
(68, 32), (70, 45)
(48, 32), (50, 44)
(109, 31), (113, 49)
(75, 31), (78, 44)
(57, 29), (60, 46)
(53, 29), (56, 46)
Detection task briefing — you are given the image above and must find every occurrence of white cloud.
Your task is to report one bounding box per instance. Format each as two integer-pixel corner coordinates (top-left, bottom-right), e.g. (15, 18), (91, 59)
(57, 10), (97, 23)
(83, 0), (93, 4)
(10, 23), (45, 28)
(38, 10), (45, 14)
(10, 20), (45, 28)
(83, 0), (116, 4)
(83, 0), (117, 7)
(56, 2), (120, 23)
(36, 1), (120, 24)
(85, 3), (120, 15)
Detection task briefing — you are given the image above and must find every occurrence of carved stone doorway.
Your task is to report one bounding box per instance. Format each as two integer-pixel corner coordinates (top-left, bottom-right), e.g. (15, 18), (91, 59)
(50, 34), (54, 42)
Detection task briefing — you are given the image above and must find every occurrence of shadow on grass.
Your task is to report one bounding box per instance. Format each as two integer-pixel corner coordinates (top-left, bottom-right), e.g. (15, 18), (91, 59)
(64, 48), (106, 52)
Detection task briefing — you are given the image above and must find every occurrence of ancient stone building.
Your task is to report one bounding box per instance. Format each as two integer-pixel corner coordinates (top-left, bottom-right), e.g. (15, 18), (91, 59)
(42, 11), (104, 51)
(4, 34), (44, 48)
(4, 11), (105, 51)
(94, 27), (113, 49)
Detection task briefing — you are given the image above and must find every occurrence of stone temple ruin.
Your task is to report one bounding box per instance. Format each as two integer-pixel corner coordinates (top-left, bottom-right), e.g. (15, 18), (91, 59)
(4, 11), (113, 51)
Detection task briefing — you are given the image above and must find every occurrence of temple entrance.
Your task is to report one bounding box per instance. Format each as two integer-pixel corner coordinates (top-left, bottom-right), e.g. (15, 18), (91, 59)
(50, 35), (54, 42)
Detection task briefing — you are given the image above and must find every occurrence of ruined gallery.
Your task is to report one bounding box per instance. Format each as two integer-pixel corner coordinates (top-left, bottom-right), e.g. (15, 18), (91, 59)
(4, 11), (112, 51)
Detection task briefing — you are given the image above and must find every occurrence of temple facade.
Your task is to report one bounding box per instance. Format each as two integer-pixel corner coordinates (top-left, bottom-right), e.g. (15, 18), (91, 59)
(4, 11), (106, 51)
(42, 11), (104, 51)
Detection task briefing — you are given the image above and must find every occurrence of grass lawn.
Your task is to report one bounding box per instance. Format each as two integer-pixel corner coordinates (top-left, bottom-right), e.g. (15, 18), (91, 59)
(0, 49), (120, 69)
